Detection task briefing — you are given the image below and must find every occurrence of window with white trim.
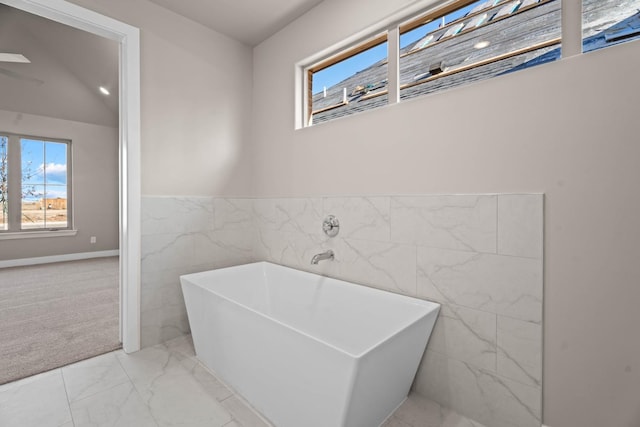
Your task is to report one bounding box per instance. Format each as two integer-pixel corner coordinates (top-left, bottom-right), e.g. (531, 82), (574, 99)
(303, 0), (562, 126)
(0, 133), (72, 232)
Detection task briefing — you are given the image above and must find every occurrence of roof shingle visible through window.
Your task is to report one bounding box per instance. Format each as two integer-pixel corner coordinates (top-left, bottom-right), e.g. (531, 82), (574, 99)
(310, 0), (640, 125)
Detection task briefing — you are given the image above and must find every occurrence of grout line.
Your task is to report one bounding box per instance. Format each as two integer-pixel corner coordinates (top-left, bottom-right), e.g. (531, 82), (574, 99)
(413, 244), (418, 297)
(425, 346), (540, 390)
(60, 353), (130, 402)
(496, 195), (500, 255)
(114, 349), (162, 427)
(114, 350), (136, 389)
(495, 312), (499, 373)
(66, 378), (132, 406)
(58, 369), (76, 427)
(196, 361), (273, 426)
(220, 394), (235, 403)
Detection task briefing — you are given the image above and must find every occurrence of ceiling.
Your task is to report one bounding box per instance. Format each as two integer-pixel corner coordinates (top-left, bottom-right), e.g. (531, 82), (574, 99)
(147, 0), (325, 46)
(0, 4), (119, 126)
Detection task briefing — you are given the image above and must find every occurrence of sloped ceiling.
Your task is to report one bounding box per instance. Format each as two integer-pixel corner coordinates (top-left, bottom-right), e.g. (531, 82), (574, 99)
(0, 0), (325, 127)
(146, 0), (325, 46)
(0, 4), (118, 127)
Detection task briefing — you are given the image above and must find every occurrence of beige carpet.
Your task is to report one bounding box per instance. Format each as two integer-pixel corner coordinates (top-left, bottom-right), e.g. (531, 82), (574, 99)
(0, 257), (121, 385)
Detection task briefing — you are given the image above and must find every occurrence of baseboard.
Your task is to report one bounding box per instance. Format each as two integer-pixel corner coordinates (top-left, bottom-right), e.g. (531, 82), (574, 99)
(0, 250), (119, 268)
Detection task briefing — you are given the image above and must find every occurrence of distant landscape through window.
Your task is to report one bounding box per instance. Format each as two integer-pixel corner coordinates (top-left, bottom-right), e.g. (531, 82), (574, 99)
(0, 133), (71, 232)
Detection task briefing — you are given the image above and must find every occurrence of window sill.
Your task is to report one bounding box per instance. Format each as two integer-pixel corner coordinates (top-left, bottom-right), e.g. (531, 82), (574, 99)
(0, 230), (78, 240)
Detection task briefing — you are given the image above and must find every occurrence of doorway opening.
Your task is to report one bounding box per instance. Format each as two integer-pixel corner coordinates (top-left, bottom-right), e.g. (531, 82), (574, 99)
(0, 0), (141, 356)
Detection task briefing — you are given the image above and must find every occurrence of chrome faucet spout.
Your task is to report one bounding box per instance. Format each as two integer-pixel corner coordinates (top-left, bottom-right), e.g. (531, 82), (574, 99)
(311, 249), (334, 265)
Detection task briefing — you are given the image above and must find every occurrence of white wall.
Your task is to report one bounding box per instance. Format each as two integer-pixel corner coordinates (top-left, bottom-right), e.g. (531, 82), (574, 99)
(0, 109), (119, 260)
(251, 2), (640, 427)
(68, 0), (254, 197)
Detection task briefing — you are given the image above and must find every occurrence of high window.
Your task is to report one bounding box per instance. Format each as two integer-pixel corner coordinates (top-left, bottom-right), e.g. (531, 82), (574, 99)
(583, 0), (640, 53)
(303, 0), (562, 126)
(307, 34), (388, 126)
(399, 0), (561, 100)
(0, 133), (72, 233)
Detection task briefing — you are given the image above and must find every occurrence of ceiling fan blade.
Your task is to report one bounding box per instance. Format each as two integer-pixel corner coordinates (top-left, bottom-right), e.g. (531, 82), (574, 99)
(0, 67), (44, 85)
(0, 53), (30, 63)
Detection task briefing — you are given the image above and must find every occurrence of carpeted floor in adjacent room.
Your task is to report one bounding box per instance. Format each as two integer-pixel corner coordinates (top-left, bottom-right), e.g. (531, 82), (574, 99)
(0, 257), (121, 385)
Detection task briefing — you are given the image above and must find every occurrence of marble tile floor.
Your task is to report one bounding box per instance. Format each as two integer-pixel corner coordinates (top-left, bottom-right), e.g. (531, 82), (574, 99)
(0, 334), (485, 427)
(382, 397), (487, 427)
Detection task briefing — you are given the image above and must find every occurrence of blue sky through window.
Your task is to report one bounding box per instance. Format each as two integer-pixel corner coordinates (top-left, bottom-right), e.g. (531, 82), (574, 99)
(21, 139), (68, 201)
(311, 1), (482, 94)
(313, 42), (387, 94)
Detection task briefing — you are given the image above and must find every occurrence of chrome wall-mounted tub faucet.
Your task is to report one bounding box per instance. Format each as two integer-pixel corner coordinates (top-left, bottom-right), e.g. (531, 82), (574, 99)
(311, 249), (334, 265)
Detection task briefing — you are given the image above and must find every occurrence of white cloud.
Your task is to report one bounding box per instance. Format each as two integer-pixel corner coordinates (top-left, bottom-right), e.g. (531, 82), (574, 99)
(41, 163), (67, 174)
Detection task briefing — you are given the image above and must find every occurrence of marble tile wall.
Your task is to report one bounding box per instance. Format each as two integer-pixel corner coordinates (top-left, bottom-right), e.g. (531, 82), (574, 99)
(252, 194), (543, 427)
(140, 194), (543, 427)
(140, 197), (253, 348)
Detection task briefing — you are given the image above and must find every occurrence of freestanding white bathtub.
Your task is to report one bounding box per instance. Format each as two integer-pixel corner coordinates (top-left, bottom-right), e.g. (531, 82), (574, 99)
(180, 262), (440, 427)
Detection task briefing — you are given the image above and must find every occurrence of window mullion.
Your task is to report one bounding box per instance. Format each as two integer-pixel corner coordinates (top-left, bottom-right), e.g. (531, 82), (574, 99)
(7, 135), (21, 231)
(65, 142), (73, 230)
(562, 0), (582, 58)
(387, 26), (400, 105)
(43, 141), (48, 229)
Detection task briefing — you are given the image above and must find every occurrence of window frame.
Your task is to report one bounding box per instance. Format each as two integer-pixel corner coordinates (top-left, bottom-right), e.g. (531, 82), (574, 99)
(398, 0), (560, 93)
(300, 0), (563, 128)
(306, 32), (389, 126)
(0, 132), (73, 234)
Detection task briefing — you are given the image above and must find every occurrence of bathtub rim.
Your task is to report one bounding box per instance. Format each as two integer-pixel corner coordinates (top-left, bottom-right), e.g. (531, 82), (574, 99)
(180, 261), (440, 360)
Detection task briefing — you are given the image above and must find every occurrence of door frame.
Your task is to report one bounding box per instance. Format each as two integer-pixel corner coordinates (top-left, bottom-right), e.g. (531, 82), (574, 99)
(1, 0), (142, 352)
